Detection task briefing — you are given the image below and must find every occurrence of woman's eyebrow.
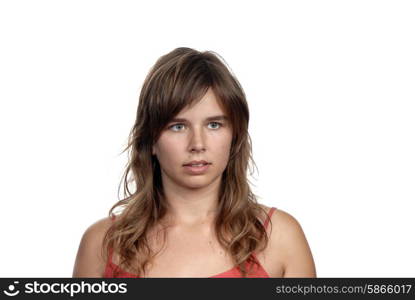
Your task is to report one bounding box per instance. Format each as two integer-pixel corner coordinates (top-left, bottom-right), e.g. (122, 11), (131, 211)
(170, 115), (229, 122)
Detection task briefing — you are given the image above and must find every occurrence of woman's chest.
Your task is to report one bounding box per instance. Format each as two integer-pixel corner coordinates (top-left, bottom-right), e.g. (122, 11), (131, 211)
(143, 229), (237, 277)
(112, 226), (284, 277)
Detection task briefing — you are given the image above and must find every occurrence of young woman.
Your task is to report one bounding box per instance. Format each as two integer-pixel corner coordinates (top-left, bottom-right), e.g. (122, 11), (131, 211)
(72, 47), (316, 278)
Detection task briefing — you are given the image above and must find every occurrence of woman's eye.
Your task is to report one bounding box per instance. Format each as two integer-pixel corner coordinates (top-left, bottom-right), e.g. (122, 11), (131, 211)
(170, 124), (185, 131)
(208, 122), (222, 129)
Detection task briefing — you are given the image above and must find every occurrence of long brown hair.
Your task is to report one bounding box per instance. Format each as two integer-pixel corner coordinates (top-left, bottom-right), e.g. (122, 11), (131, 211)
(102, 47), (272, 277)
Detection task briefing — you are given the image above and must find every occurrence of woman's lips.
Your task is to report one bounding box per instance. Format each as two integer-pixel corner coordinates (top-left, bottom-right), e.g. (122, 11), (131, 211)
(183, 163), (210, 175)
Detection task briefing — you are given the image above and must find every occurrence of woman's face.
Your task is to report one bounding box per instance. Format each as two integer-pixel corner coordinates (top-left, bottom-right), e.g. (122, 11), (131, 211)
(152, 88), (233, 190)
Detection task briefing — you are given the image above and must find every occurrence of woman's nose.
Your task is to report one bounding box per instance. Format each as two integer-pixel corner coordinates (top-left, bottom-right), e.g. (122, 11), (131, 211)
(188, 128), (206, 152)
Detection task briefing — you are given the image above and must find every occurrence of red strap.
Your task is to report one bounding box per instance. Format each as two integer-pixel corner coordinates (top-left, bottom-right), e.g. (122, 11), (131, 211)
(263, 207), (276, 230)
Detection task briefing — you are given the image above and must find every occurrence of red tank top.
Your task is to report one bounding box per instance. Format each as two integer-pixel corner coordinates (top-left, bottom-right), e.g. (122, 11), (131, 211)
(103, 207), (277, 278)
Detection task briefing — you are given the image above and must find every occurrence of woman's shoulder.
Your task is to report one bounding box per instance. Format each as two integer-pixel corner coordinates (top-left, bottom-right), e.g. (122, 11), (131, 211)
(81, 215), (115, 243)
(259, 205), (316, 277)
(257, 203), (303, 233)
(72, 215), (114, 277)
(89, 215), (114, 233)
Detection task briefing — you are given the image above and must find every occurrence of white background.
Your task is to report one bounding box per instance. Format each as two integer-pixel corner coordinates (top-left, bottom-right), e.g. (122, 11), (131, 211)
(0, 0), (414, 277)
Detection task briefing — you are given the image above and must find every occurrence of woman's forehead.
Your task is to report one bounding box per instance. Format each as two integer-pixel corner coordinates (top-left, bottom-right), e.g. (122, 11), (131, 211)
(173, 88), (228, 118)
